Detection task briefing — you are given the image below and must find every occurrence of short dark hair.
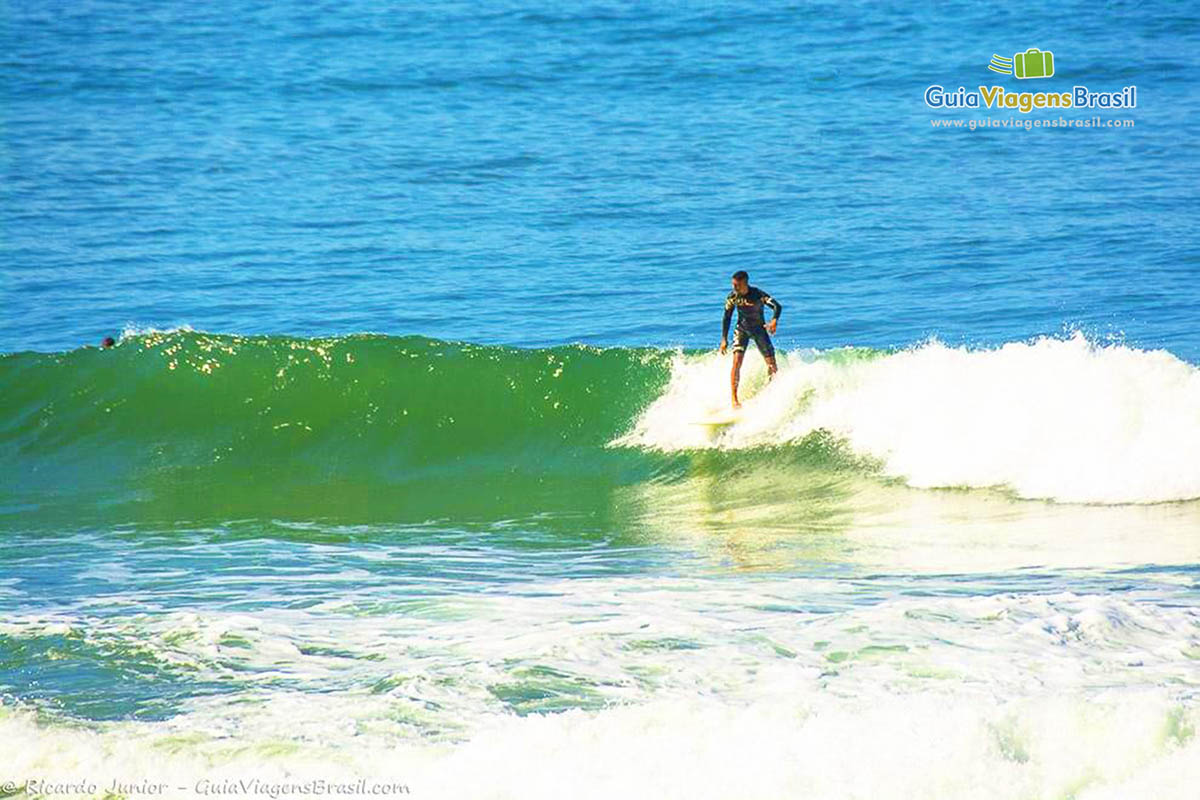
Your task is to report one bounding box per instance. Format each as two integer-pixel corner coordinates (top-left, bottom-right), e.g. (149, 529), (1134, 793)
(731, 270), (749, 281)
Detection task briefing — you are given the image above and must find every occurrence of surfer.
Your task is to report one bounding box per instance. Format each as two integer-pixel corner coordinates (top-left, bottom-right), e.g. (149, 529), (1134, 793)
(719, 270), (781, 408)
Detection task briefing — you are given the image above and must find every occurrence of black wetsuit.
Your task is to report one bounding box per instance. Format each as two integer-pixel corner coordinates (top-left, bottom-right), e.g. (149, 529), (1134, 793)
(722, 286), (781, 357)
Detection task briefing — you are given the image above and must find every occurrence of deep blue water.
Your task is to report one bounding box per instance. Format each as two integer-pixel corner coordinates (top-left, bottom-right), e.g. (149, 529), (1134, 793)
(3, 1), (1198, 359)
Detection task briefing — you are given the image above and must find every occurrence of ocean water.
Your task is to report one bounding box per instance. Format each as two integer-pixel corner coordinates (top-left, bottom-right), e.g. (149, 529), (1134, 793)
(3, 1), (1200, 798)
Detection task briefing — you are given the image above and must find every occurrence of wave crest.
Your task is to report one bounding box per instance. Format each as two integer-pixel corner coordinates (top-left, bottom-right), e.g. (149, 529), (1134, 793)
(616, 334), (1200, 504)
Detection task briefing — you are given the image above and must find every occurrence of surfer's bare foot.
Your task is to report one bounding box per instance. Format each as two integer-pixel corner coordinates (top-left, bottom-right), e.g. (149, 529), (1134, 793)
(732, 400), (741, 409)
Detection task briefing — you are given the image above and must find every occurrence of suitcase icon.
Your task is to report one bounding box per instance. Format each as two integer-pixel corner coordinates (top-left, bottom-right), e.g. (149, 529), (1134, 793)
(1013, 48), (1054, 79)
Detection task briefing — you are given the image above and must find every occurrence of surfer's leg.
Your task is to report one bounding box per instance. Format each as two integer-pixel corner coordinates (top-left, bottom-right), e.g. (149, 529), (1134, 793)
(730, 329), (748, 407)
(730, 350), (744, 407)
(753, 329), (778, 380)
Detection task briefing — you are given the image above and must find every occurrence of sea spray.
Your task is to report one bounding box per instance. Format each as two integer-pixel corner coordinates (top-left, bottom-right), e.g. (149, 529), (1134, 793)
(617, 333), (1200, 504)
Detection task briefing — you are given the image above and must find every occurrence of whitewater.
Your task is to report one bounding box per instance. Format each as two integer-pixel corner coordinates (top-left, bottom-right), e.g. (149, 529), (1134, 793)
(3, 570), (1198, 800)
(619, 332), (1200, 504)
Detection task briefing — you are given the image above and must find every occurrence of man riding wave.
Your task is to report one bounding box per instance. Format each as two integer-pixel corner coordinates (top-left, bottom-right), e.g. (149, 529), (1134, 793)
(720, 270), (781, 408)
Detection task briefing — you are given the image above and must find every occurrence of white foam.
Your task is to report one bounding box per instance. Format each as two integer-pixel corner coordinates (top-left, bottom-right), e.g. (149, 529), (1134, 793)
(3, 586), (1198, 800)
(616, 334), (1200, 503)
(118, 323), (197, 342)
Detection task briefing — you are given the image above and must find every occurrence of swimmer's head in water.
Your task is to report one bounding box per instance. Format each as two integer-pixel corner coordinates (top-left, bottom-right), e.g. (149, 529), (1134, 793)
(101, 336), (115, 348)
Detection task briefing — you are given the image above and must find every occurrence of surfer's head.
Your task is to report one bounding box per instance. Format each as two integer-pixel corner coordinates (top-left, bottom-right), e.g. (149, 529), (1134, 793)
(101, 336), (115, 349)
(731, 270), (749, 294)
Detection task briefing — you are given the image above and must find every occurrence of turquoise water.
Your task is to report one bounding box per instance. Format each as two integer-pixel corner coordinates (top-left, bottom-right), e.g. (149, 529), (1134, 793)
(3, 2), (1200, 798)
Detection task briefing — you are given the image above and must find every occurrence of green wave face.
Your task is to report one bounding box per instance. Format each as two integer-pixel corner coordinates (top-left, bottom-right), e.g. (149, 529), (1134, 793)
(1, 331), (686, 527)
(10, 330), (1199, 528)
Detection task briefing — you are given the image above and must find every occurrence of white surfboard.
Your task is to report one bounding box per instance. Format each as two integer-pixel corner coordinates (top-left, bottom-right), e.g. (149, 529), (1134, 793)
(689, 409), (742, 429)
